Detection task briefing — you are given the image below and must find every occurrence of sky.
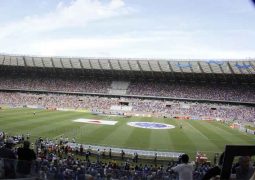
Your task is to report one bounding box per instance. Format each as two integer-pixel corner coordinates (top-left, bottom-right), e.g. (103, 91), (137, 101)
(0, 0), (255, 59)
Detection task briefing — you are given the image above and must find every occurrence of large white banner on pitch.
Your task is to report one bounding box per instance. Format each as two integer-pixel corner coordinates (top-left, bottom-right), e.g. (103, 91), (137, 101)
(73, 118), (118, 125)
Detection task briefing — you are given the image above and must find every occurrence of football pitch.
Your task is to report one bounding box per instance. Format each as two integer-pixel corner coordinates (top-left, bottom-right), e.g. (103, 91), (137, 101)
(1, 108), (255, 160)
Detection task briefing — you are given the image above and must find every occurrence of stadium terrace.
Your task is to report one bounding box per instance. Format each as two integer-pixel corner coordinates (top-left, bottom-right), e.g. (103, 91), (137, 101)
(1, 54), (255, 179)
(0, 54), (255, 103)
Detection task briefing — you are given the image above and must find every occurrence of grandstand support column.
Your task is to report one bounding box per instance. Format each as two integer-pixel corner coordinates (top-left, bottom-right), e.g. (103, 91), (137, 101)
(137, 60), (144, 78)
(248, 61), (255, 73)
(219, 66), (227, 81)
(78, 59), (86, 77)
(207, 63), (217, 82)
(127, 60), (134, 79)
(189, 64), (196, 82)
(32, 57), (36, 67)
(0, 55), (5, 65)
(167, 61), (176, 81)
(179, 63), (186, 80)
(69, 58), (74, 69)
(157, 61), (166, 79)
(147, 61), (154, 78)
(108, 59), (114, 77)
(59, 58), (64, 69)
(227, 62), (235, 75)
(15, 57), (19, 66)
(197, 62), (204, 73)
(22, 56), (27, 68)
(248, 62), (255, 82)
(117, 60), (126, 78)
(88, 59), (94, 77)
(98, 59), (105, 76)
(41, 57), (46, 68)
(197, 62), (207, 82)
(50, 58), (55, 68)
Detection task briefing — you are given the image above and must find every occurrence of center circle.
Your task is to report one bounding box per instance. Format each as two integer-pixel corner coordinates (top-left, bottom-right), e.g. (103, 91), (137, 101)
(127, 122), (175, 129)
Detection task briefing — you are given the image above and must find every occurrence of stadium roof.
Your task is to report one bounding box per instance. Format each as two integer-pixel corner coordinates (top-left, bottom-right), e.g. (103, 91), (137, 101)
(0, 54), (255, 75)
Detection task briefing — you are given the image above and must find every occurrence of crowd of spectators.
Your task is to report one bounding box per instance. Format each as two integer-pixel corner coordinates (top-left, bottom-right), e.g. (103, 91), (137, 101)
(127, 81), (255, 102)
(1, 135), (255, 179)
(0, 133), (220, 180)
(0, 77), (111, 94)
(131, 99), (255, 122)
(0, 76), (254, 102)
(0, 92), (118, 110)
(0, 92), (254, 122)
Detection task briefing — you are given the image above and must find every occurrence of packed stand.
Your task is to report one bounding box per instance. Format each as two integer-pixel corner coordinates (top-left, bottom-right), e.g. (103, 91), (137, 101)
(0, 76), (255, 102)
(127, 81), (255, 102)
(0, 92), (254, 122)
(131, 99), (255, 122)
(1, 135), (254, 180)
(0, 135), (215, 180)
(0, 77), (111, 94)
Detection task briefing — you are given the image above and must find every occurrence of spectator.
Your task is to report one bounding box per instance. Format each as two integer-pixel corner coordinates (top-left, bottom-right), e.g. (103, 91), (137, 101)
(102, 149), (106, 159)
(171, 154), (193, 180)
(79, 144), (83, 155)
(0, 131), (5, 147)
(0, 138), (17, 179)
(154, 153), (157, 165)
(202, 152), (224, 180)
(133, 152), (138, 163)
(121, 150), (125, 160)
(16, 140), (36, 177)
(235, 156), (254, 180)
(85, 150), (90, 162)
(214, 153), (218, 165)
(96, 149), (100, 162)
(109, 148), (112, 159)
(3, 136), (217, 180)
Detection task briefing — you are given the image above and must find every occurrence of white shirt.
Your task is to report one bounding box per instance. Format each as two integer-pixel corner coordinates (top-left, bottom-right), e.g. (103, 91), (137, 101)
(172, 163), (193, 180)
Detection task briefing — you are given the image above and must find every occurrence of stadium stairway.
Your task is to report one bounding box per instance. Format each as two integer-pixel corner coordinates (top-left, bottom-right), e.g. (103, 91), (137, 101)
(108, 81), (130, 95)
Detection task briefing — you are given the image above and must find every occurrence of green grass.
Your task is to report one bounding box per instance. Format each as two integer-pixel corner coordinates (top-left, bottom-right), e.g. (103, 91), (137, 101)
(1, 108), (255, 161)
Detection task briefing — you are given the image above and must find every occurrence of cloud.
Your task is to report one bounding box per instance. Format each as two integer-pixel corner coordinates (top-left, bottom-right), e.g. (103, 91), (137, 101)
(32, 36), (146, 56)
(0, 0), (254, 59)
(1, 28), (255, 59)
(18, 29), (254, 58)
(0, 0), (130, 38)
(0, 0), (135, 57)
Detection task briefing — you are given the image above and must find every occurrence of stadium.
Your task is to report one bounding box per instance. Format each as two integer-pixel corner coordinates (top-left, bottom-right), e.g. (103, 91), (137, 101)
(1, 0), (255, 179)
(0, 53), (255, 179)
